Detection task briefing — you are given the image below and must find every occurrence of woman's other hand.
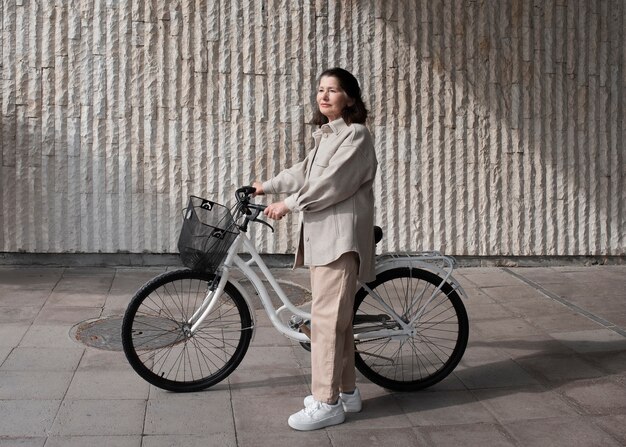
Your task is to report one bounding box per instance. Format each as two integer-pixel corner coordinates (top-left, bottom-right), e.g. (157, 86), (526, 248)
(264, 201), (290, 220)
(251, 181), (265, 196)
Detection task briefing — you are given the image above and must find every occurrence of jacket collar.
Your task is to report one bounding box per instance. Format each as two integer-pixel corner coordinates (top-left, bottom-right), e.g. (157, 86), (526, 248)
(313, 117), (349, 137)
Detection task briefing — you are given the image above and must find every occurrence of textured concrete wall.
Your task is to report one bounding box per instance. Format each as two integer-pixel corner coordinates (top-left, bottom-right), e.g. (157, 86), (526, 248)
(0, 0), (624, 256)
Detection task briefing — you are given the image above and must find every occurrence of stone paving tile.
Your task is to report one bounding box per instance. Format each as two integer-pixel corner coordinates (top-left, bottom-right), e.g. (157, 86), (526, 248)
(0, 371), (73, 400)
(43, 436), (142, 447)
(0, 435), (47, 447)
(509, 267), (570, 284)
(19, 325), (83, 349)
(0, 267), (63, 289)
(395, 390), (496, 426)
(53, 271), (115, 293)
(472, 317), (545, 341)
(420, 372), (468, 392)
(502, 296), (570, 317)
(544, 282), (625, 299)
(50, 400), (146, 436)
(515, 353), (606, 383)
(1, 265), (625, 444)
(0, 325), (30, 347)
(142, 434), (236, 447)
(65, 369), (150, 400)
(502, 416), (623, 447)
(455, 358), (541, 389)
(0, 437), (46, 446)
(45, 290), (108, 308)
(583, 350), (626, 375)
(146, 384), (229, 399)
(457, 269), (523, 287)
(606, 312), (626, 328)
(559, 378), (626, 414)
(144, 392), (234, 436)
(0, 307), (41, 325)
(333, 394), (413, 430)
(108, 270), (160, 291)
(591, 414), (626, 445)
(249, 326), (297, 347)
(329, 427), (425, 446)
(343, 378), (394, 402)
(0, 288), (50, 307)
(236, 346), (300, 370)
(34, 306), (102, 325)
(466, 302), (515, 321)
(459, 287), (498, 305)
(252, 309), (274, 328)
(227, 366), (310, 398)
(0, 348), (11, 367)
(0, 400), (61, 437)
(76, 349), (130, 371)
(471, 386), (579, 423)
(459, 344), (515, 367)
(481, 284), (543, 302)
(524, 311), (601, 333)
(479, 335), (576, 358)
(237, 429), (332, 447)
(101, 293), (131, 315)
(232, 395), (303, 435)
(563, 295), (626, 315)
(419, 422), (516, 447)
(549, 329), (626, 353)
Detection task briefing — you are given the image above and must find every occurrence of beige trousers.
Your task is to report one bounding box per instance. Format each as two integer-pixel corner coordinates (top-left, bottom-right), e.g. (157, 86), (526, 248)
(309, 251), (359, 404)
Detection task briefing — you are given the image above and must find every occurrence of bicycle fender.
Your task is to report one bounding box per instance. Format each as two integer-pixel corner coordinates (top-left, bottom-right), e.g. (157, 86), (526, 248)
(226, 278), (258, 343)
(372, 256), (469, 300)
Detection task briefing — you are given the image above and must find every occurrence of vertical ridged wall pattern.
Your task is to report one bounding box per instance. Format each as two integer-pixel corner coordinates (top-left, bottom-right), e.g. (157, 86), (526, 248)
(0, 0), (624, 256)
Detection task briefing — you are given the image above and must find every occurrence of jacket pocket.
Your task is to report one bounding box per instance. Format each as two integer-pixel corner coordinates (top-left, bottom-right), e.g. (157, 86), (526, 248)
(310, 160), (328, 178)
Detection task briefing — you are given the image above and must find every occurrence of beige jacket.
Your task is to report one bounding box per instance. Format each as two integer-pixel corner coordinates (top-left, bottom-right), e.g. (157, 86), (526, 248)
(262, 118), (378, 282)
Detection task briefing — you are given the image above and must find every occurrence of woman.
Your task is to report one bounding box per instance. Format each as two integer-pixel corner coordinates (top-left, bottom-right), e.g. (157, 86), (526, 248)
(253, 67), (377, 431)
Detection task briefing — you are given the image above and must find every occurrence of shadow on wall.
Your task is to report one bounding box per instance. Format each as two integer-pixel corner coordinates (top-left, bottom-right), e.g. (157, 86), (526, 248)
(0, 1), (623, 256)
(386, 1), (624, 256)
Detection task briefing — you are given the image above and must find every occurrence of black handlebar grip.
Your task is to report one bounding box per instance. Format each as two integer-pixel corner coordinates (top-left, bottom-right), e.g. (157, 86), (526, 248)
(236, 185), (256, 196)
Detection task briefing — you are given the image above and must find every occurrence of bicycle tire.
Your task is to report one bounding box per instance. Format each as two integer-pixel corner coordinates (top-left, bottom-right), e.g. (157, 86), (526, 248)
(121, 269), (253, 392)
(353, 267), (468, 391)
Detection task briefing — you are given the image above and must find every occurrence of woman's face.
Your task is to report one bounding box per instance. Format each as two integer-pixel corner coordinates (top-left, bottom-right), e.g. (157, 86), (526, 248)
(316, 76), (354, 122)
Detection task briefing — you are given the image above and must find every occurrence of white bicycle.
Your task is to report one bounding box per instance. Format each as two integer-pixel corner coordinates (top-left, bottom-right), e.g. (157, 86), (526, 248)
(121, 187), (469, 392)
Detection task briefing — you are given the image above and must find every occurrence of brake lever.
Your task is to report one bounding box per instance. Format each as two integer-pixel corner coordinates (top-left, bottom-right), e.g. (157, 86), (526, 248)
(253, 216), (275, 233)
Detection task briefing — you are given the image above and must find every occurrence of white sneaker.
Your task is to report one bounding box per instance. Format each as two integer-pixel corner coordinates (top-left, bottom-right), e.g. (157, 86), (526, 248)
(288, 400), (345, 431)
(303, 387), (362, 413)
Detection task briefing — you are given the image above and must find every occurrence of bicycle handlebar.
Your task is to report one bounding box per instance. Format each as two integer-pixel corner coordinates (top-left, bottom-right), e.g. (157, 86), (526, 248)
(235, 186), (273, 232)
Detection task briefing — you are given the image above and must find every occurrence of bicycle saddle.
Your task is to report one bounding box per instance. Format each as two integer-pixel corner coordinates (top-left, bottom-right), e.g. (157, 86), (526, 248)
(374, 226), (383, 244)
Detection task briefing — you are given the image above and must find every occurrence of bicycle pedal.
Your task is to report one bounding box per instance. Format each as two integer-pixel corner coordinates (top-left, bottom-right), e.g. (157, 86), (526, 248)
(288, 315), (304, 330)
(289, 315), (311, 337)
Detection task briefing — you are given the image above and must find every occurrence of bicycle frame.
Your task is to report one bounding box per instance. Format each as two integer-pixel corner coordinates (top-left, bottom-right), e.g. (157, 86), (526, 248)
(188, 230), (467, 344)
(188, 231), (310, 342)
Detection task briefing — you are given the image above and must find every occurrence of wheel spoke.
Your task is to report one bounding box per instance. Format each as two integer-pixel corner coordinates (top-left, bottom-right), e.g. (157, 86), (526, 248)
(122, 270), (252, 392)
(354, 267), (468, 391)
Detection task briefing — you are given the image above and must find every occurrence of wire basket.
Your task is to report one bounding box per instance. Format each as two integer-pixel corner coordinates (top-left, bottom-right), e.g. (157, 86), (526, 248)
(177, 196), (239, 273)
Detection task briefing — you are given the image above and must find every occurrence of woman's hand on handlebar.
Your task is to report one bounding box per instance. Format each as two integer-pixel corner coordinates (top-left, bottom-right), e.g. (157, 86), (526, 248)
(251, 181), (264, 196)
(265, 201), (290, 220)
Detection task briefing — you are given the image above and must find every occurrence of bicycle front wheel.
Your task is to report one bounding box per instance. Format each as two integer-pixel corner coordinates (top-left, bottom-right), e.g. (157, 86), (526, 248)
(121, 269), (252, 392)
(353, 267), (468, 391)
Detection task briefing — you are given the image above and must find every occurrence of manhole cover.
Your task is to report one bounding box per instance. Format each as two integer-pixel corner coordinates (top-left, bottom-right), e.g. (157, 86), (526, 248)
(72, 280), (312, 351)
(72, 316), (124, 351)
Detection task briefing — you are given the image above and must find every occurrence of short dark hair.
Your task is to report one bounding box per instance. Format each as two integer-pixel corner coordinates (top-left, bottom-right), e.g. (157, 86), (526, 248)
(311, 67), (368, 126)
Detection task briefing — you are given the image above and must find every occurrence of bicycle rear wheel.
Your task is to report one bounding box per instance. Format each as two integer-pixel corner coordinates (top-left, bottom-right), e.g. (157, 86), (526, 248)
(353, 267), (468, 391)
(121, 269), (252, 392)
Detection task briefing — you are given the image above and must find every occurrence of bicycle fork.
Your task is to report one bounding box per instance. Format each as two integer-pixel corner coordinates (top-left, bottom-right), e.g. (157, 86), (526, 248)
(186, 273), (230, 336)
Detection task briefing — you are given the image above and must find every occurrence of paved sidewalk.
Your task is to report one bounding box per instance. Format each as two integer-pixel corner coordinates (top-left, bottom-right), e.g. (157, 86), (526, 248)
(0, 264), (625, 446)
